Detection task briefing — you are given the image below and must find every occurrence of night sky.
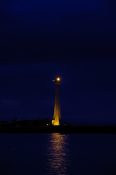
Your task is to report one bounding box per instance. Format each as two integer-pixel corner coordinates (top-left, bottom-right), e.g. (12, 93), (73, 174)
(0, 0), (116, 124)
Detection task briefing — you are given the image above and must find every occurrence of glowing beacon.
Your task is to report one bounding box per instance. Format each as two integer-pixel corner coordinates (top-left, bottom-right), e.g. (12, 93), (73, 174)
(52, 76), (62, 126)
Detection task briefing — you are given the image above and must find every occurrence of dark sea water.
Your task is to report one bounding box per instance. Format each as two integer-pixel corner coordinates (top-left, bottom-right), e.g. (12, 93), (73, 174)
(0, 133), (116, 175)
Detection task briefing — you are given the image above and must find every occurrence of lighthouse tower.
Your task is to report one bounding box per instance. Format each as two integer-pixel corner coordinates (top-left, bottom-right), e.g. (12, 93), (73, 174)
(52, 76), (61, 126)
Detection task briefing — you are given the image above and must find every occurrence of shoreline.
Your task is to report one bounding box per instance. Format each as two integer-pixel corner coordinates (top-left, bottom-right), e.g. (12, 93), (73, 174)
(0, 125), (116, 133)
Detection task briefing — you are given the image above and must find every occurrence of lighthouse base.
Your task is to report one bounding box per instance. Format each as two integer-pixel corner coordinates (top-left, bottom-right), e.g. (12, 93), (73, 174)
(52, 119), (60, 126)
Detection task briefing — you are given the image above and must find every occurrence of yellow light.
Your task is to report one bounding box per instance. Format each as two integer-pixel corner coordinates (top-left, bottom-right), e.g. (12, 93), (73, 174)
(52, 119), (60, 126)
(56, 77), (61, 82)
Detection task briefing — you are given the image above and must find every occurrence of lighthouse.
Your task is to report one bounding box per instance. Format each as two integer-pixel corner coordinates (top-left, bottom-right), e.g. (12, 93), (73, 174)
(52, 76), (61, 126)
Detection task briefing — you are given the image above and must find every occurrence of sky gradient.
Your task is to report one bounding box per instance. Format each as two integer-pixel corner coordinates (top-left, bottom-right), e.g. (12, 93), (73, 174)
(0, 0), (116, 124)
(0, 0), (116, 61)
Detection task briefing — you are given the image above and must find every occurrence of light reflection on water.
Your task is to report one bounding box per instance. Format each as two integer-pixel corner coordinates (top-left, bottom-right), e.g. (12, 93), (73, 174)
(47, 133), (70, 175)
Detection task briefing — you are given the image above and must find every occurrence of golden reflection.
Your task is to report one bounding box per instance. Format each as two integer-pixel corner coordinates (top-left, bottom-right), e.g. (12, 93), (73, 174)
(48, 133), (69, 175)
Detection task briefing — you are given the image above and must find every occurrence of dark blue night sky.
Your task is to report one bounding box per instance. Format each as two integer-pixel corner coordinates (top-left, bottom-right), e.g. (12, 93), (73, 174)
(0, 0), (116, 124)
(0, 0), (116, 60)
(0, 62), (116, 125)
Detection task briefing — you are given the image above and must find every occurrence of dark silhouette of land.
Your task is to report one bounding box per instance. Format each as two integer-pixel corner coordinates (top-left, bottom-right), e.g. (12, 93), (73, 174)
(0, 119), (116, 133)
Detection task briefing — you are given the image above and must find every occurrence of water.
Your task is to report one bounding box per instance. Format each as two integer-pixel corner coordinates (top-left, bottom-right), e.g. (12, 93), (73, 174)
(0, 133), (116, 175)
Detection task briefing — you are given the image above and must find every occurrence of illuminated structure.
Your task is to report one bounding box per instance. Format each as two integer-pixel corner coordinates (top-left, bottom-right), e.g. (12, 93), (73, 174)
(52, 76), (61, 126)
